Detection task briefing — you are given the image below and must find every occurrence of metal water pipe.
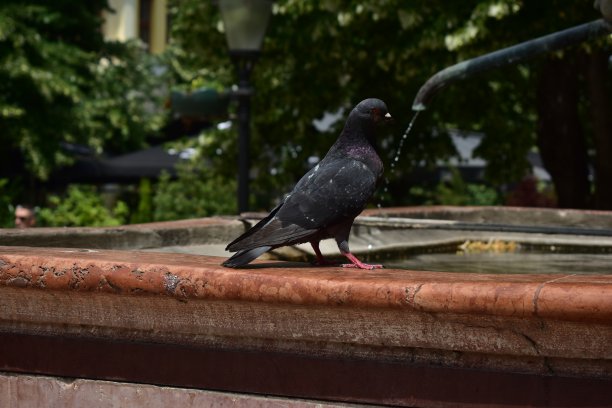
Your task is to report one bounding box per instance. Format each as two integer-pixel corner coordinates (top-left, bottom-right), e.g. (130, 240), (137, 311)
(412, 5), (612, 111)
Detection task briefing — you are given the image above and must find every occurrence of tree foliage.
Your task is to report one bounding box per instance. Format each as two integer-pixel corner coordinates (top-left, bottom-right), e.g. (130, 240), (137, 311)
(442, 1), (611, 209)
(0, 179), (20, 227)
(169, 0), (610, 210)
(1, 0), (609, 226)
(0, 1), (170, 181)
(409, 168), (501, 206)
(153, 160), (236, 221)
(38, 184), (128, 227)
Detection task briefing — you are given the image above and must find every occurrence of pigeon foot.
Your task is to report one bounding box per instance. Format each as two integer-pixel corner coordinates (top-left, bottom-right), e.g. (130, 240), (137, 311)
(341, 251), (383, 270)
(341, 263), (383, 270)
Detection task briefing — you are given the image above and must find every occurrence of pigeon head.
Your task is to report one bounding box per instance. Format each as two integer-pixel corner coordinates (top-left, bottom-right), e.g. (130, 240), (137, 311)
(353, 98), (392, 125)
(338, 98), (392, 146)
(335, 98), (393, 147)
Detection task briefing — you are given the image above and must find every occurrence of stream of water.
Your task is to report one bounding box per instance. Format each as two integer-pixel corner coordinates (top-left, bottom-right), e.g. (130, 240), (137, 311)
(377, 111), (420, 209)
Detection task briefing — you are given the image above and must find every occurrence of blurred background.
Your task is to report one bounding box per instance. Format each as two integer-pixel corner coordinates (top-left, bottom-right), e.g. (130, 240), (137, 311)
(0, 0), (610, 227)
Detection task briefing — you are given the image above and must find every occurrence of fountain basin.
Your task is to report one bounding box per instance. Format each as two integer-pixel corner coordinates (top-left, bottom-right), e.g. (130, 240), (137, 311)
(1, 206), (612, 406)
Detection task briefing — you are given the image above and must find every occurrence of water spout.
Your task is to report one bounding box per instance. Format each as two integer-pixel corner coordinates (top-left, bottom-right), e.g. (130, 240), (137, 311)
(412, 18), (612, 111)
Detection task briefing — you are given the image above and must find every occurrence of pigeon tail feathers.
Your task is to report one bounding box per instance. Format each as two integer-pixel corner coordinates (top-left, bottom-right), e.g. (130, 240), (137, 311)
(225, 202), (283, 252)
(222, 246), (272, 268)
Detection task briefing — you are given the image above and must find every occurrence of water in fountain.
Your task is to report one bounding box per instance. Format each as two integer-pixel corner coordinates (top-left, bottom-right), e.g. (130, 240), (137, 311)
(377, 111), (420, 211)
(376, 249), (612, 275)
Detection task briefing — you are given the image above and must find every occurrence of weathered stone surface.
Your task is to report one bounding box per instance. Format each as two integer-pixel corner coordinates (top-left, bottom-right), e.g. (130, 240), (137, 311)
(0, 373), (343, 407)
(0, 217), (244, 249)
(4, 206), (612, 262)
(363, 205), (612, 228)
(0, 245), (611, 379)
(1, 207), (612, 405)
(1, 246), (611, 319)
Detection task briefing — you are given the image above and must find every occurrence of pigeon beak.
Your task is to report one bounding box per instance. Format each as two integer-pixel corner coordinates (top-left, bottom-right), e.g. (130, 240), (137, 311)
(384, 112), (393, 123)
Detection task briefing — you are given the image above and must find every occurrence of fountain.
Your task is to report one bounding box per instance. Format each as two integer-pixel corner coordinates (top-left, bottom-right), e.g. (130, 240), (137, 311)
(2, 4), (612, 407)
(1, 206), (612, 406)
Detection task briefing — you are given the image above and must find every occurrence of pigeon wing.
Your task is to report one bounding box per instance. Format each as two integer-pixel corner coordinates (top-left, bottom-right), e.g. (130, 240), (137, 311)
(226, 157), (378, 252)
(225, 194), (319, 252)
(277, 157), (379, 232)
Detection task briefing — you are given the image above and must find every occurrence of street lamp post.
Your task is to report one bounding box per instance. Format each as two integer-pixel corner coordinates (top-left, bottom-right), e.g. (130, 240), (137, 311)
(219, 0), (272, 214)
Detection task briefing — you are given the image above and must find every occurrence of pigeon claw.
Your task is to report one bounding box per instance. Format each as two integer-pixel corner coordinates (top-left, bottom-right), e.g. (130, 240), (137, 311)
(341, 263), (383, 270)
(341, 252), (383, 270)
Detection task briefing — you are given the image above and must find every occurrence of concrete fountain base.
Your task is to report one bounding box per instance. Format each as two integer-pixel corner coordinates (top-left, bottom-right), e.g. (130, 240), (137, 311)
(1, 207), (612, 406)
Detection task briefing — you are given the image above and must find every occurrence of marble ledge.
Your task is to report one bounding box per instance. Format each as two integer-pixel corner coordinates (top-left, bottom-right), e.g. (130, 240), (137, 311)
(1, 245), (611, 324)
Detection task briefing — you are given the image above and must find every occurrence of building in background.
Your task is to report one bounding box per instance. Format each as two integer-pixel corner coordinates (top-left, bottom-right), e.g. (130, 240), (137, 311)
(102, 0), (168, 54)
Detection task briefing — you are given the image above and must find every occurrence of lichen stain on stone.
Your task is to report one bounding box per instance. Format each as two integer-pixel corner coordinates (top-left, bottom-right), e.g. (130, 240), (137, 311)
(405, 284), (423, 308)
(96, 275), (118, 293)
(68, 264), (89, 289)
(35, 265), (52, 288)
(177, 284), (190, 300)
(164, 272), (181, 295)
(97, 276), (108, 291)
(0, 266), (6, 279)
(104, 277), (122, 293)
(53, 268), (66, 277)
(7, 276), (29, 287)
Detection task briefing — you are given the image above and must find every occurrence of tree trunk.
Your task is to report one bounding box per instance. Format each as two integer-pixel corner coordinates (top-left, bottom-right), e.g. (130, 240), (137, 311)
(536, 54), (590, 209)
(586, 49), (612, 210)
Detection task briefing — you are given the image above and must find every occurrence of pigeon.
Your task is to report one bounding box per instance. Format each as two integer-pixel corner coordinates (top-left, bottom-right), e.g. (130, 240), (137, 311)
(223, 98), (392, 269)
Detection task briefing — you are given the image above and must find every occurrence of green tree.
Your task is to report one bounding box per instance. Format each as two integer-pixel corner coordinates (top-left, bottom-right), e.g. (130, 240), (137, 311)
(130, 178), (154, 224)
(153, 159), (236, 222)
(169, 0), (463, 209)
(169, 0), (610, 210)
(38, 184), (128, 227)
(0, 179), (20, 227)
(409, 168), (500, 206)
(440, 1), (611, 209)
(0, 1), (170, 181)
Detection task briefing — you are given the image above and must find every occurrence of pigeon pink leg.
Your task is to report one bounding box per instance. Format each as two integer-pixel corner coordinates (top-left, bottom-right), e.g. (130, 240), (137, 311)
(341, 251), (383, 270)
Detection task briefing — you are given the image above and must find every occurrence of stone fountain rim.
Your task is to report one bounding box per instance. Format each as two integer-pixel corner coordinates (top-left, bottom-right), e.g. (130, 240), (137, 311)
(2, 207), (612, 387)
(1, 206), (612, 325)
(1, 244), (611, 324)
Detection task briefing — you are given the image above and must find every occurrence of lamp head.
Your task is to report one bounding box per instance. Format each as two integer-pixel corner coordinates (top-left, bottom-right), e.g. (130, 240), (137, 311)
(219, 0), (272, 53)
